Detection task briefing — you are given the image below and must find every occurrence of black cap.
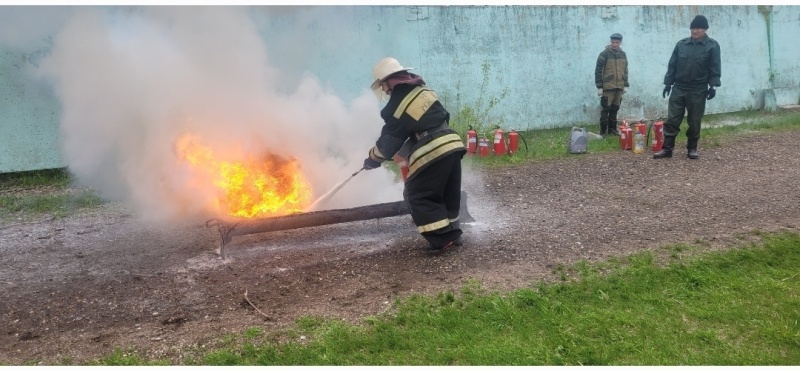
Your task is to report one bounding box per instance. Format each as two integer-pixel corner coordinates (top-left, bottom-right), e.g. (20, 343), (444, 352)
(610, 33), (623, 40)
(690, 15), (709, 29)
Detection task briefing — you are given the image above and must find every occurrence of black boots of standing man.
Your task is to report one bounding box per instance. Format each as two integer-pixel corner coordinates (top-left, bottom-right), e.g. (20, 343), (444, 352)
(653, 136), (700, 159)
(652, 135), (675, 158)
(607, 104), (620, 136)
(686, 138), (699, 159)
(599, 103), (620, 137)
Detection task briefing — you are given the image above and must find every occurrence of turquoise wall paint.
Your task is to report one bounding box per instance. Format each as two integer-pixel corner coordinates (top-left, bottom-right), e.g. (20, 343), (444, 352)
(770, 5), (800, 106)
(1, 5), (798, 173)
(0, 43), (62, 172)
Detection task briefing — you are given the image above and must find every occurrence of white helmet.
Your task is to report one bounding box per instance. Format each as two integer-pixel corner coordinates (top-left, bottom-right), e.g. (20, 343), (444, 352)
(370, 57), (414, 100)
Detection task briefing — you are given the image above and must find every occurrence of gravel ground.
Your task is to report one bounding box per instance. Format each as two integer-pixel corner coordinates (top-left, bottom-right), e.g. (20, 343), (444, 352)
(1, 128), (799, 365)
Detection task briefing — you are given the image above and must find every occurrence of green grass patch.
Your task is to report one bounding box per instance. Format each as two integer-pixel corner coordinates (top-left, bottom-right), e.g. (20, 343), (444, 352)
(0, 190), (105, 220)
(0, 168), (106, 219)
(0, 168), (71, 189)
(95, 231), (800, 365)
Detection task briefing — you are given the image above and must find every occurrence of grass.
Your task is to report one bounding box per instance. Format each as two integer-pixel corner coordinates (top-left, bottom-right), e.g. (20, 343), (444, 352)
(0, 168), (105, 220)
(91, 230), (800, 365)
(0, 167), (71, 188)
(0, 190), (104, 216)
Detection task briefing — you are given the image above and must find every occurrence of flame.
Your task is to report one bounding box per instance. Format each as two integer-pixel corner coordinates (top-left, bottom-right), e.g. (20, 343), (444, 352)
(175, 133), (312, 218)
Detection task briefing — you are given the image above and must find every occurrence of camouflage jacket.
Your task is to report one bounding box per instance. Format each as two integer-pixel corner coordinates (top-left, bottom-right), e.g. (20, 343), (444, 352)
(595, 45), (629, 90)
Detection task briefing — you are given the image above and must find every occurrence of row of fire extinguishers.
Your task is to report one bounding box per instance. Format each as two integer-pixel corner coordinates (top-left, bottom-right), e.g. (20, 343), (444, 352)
(617, 118), (665, 153)
(465, 126), (527, 157)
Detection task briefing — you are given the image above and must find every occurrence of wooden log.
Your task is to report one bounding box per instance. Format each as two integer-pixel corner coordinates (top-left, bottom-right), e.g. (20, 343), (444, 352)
(212, 191), (476, 258)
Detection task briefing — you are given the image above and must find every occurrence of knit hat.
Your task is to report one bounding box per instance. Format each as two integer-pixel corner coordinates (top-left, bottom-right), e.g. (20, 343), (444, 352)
(610, 33), (623, 40)
(690, 15), (709, 29)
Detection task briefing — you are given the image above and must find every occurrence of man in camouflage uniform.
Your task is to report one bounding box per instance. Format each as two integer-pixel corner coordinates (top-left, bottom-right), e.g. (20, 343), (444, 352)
(655, 15), (721, 160)
(595, 33), (629, 136)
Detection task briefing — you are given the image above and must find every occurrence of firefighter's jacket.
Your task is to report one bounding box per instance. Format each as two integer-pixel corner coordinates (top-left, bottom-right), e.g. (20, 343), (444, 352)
(595, 45), (629, 90)
(368, 83), (465, 182)
(663, 35), (721, 90)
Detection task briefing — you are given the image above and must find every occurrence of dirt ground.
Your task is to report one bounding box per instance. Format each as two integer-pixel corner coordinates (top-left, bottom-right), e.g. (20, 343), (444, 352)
(1, 127), (799, 365)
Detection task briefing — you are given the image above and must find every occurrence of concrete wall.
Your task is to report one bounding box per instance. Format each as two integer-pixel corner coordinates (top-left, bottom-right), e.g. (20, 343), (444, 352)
(0, 43), (62, 172)
(769, 5), (800, 107)
(1, 5), (798, 173)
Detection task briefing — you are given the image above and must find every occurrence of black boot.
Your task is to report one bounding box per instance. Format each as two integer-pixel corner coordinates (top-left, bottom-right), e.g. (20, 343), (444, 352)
(607, 121), (619, 136)
(599, 123), (608, 136)
(687, 138), (699, 159)
(607, 105), (620, 136)
(653, 135), (675, 159)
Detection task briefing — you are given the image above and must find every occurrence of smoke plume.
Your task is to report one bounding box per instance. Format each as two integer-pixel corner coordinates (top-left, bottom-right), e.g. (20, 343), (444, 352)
(34, 6), (403, 222)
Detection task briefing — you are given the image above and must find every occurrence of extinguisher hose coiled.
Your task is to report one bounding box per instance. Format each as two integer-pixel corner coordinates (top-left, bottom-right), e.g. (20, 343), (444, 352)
(518, 133), (529, 153)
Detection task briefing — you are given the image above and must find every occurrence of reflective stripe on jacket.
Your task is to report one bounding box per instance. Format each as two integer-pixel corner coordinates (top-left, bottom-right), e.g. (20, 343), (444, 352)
(370, 84), (465, 181)
(407, 133), (464, 180)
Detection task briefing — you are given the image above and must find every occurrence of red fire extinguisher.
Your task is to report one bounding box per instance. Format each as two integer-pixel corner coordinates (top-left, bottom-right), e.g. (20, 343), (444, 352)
(651, 119), (664, 152)
(466, 126), (477, 155)
(634, 121), (646, 137)
(478, 136), (490, 157)
(493, 128), (506, 156)
(508, 129), (519, 154)
(619, 120), (633, 150)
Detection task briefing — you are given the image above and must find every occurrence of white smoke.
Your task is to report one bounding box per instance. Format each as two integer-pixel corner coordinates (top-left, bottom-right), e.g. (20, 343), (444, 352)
(34, 6), (403, 222)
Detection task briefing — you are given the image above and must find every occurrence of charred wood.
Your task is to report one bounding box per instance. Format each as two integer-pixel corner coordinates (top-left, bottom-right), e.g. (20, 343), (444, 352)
(210, 191), (475, 258)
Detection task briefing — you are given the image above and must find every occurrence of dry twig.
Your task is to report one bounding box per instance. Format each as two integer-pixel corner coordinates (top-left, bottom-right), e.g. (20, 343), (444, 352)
(244, 289), (271, 320)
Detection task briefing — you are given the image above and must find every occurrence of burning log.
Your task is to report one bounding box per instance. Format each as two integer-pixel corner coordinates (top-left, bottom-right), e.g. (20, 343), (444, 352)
(209, 191), (476, 258)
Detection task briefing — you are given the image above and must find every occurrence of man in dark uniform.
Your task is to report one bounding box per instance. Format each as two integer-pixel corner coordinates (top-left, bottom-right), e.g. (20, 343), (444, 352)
(655, 15), (721, 159)
(363, 57), (467, 253)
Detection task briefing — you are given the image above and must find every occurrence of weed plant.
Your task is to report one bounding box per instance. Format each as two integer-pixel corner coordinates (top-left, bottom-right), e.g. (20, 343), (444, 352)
(444, 62), (509, 141)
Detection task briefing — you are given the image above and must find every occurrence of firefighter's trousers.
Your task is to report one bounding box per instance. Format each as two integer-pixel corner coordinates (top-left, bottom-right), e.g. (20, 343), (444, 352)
(404, 151), (464, 249)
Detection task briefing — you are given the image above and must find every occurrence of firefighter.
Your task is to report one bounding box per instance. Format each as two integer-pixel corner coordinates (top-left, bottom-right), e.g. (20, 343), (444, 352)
(655, 15), (721, 159)
(363, 57), (467, 253)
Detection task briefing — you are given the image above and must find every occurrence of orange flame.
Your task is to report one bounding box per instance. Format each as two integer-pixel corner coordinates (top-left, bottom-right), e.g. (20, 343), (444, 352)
(175, 133), (312, 218)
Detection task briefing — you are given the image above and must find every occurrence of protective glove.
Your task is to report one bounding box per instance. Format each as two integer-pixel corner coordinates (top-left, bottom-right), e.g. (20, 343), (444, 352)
(707, 88), (716, 100)
(363, 157), (381, 170)
(623, 87), (628, 94)
(662, 85), (671, 98)
(597, 88), (603, 97)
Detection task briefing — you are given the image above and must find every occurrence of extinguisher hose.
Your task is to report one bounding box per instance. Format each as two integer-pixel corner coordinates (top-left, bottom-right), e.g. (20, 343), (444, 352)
(646, 122), (652, 148)
(485, 130), (530, 155)
(514, 133), (529, 153)
(502, 132), (529, 154)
